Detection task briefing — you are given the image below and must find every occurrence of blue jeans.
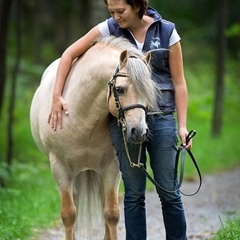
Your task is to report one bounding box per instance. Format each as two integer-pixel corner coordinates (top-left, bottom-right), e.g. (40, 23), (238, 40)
(110, 114), (187, 240)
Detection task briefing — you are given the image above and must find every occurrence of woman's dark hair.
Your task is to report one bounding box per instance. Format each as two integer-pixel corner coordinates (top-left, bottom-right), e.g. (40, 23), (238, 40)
(104, 0), (149, 19)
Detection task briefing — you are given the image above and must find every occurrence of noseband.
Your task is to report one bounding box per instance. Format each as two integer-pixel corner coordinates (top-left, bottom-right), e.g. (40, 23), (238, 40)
(108, 65), (147, 131)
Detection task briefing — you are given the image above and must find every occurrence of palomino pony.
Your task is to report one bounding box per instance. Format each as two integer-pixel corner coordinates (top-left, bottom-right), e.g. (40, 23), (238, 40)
(30, 36), (159, 240)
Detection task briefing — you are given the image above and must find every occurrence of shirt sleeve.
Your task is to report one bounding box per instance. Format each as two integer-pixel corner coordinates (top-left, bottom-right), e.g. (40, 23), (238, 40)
(169, 28), (181, 47)
(98, 20), (110, 37)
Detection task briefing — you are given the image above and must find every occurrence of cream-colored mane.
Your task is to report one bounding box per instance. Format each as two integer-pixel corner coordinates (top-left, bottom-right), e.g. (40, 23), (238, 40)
(96, 36), (159, 111)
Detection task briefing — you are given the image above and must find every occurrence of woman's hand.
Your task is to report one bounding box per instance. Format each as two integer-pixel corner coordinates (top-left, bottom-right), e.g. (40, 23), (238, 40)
(178, 127), (192, 150)
(48, 96), (68, 130)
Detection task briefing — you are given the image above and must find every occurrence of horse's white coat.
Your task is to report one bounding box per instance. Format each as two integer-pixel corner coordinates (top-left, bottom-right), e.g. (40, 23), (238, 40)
(30, 36), (158, 240)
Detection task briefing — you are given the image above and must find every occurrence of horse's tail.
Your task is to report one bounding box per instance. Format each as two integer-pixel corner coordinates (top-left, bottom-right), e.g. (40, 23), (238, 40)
(75, 170), (104, 239)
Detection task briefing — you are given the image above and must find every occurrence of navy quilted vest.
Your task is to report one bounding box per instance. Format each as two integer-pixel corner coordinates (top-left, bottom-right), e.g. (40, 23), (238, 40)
(107, 7), (176, 112)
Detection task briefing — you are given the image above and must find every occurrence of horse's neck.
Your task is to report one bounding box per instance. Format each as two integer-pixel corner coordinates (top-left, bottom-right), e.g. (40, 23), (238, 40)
(62, 55), (116, 123)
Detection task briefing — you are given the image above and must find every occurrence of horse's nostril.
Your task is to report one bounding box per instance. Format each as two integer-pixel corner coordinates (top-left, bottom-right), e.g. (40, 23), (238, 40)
(130, 127), (148, 143)
(146, 128), (149, 137)
(131, 128), (136, 136)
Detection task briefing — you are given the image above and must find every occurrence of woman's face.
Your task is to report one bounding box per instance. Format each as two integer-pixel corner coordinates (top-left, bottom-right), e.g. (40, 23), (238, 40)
(107, 0), (140, 28)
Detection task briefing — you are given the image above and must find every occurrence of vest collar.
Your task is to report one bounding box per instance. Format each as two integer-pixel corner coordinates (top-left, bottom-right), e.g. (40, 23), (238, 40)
(146, 7), (162, 22)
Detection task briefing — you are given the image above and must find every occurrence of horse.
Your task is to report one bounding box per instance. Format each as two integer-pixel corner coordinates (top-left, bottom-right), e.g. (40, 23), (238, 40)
(30, 36), (159, 240)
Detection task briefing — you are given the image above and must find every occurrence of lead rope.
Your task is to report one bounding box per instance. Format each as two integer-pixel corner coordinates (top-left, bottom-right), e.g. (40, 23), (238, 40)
(121, 128), (178, 193)
(121, 128), (202, 196)
(121, 127), (143, 168)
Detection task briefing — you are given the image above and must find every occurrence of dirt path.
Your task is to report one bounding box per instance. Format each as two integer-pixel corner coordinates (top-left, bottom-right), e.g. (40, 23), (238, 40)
(35, 167), (240, 240)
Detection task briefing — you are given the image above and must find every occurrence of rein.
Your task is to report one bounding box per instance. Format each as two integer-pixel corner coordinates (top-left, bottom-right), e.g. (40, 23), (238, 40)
(174, 130), (202, 195)
(139, 130), (202, 196)
(124, 128), (202, 196)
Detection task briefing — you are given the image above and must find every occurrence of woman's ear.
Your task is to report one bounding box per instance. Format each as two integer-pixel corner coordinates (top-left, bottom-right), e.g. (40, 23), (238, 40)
(135, 6), (140, 13)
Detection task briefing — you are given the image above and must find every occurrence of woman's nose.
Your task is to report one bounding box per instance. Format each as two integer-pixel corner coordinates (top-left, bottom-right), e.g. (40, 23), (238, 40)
(114, 14), (120, 20)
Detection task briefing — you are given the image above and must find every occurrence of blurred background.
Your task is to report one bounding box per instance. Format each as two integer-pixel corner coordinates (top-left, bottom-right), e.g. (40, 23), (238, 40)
(0, 0), (239, 239)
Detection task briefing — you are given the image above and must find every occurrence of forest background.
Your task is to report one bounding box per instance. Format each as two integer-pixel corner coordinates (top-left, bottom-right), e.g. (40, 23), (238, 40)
(0, 0), (239, 239)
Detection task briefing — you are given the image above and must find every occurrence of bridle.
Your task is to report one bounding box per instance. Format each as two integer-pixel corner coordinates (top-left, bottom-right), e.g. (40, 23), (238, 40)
(108, 64), (202, 196)
(108, 64), (147, 131)
(108, 62), (149, 170)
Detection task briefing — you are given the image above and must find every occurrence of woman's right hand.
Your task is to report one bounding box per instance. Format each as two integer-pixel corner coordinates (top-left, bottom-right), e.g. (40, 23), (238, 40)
(47, 26), (101, 131)
(48, 96), (69, 130)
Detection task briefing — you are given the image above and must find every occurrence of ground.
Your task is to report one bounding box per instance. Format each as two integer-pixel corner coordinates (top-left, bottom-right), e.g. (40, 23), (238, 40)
(34, 167), (240, 240)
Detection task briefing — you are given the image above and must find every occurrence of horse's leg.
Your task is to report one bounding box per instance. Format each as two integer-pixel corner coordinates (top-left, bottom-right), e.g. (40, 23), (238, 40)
(50, 157), (76, 240)
(103, 188), (119, 240)
(60, 188), (77, 240)
(101, 157), (121, 240)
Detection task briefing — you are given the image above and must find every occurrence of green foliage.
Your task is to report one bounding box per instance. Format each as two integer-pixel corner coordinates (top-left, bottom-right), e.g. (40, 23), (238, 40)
(0, 162), (59, 240)
(226, 23), (240, 37)
(184, 55), (240, 177)
(0, 162), (11, 183)
(0, 58), (60, 239)
(211, 215), (240, 239)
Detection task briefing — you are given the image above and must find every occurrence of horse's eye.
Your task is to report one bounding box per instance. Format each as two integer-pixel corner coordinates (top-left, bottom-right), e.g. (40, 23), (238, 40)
(116, 87), (124, 95)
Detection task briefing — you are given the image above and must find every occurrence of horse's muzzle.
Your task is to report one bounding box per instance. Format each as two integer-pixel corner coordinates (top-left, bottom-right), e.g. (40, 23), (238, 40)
(126, 125), (149, 143)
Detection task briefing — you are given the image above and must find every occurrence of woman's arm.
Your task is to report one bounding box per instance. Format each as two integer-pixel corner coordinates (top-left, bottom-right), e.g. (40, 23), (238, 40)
(48, 26), (101, 130)
(169, 41), (192, 149)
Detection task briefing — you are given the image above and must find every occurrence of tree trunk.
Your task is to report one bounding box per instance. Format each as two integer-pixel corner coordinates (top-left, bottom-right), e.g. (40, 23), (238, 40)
(89, 0), (108, 27)
(7, 0), (22, 168)
(212, 0), (228, 137)
(0, 0), (12, 117)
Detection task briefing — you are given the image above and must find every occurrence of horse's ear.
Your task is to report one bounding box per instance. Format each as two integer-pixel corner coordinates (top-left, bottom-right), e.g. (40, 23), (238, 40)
(119, 50), (128, 67)
(143, 51), (151, 64)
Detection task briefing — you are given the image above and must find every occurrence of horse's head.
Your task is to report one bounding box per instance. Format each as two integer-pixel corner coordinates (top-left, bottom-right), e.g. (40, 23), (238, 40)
(108, 50), (158, 143)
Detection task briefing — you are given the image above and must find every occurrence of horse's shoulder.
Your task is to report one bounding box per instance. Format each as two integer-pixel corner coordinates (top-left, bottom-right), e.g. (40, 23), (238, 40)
(44, 58), (61, 76)
(40, 58), (61, 85)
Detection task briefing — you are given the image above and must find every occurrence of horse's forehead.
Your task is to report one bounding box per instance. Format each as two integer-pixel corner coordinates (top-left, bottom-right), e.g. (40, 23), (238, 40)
(119, 64), (127, 71)
(116, 76), (130, 86)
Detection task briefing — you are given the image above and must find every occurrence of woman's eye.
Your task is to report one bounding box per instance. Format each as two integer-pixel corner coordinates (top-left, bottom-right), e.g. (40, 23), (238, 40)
(109, 10), (124, 15)
(116, 87), (124, 95)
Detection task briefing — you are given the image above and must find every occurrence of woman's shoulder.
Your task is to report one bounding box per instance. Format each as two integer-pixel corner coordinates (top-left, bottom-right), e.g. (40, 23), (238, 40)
(98, 20), (110, 37)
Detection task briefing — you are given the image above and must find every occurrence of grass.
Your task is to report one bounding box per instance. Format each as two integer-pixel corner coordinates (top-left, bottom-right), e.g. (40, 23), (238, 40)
(0, 161), (60, 240)
(0, 56), (239, 239)
(210, 215), (240, 239)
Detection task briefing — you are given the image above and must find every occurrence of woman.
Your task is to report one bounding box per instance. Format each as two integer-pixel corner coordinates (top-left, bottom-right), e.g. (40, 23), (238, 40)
(49, 1), (191, 239)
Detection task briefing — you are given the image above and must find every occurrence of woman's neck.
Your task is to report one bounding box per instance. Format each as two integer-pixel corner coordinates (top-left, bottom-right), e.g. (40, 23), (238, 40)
(128, 15), (154, 43)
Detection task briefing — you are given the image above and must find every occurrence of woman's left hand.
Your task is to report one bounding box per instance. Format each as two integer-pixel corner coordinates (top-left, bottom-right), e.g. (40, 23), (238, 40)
(178, 128), (192, 150)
